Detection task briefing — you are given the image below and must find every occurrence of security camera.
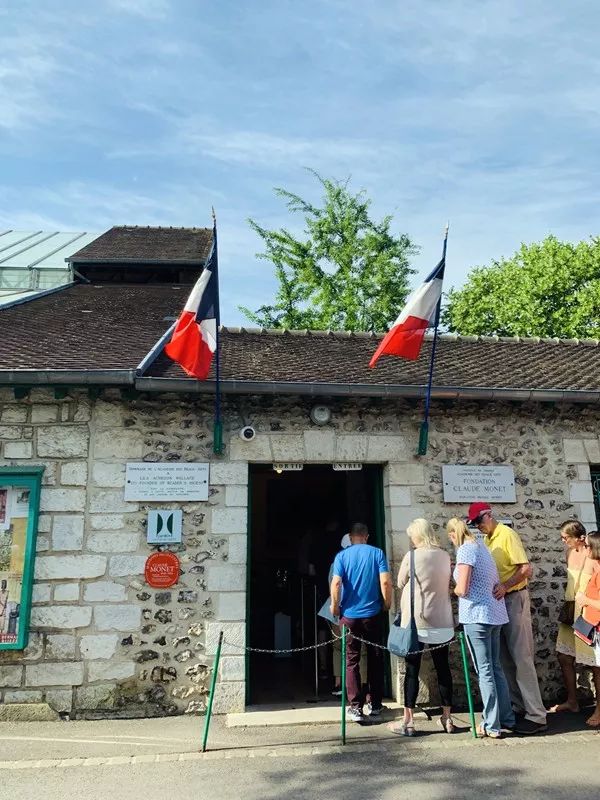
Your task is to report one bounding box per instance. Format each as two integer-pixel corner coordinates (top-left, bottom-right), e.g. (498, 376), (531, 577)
(239, 426), (256, 442)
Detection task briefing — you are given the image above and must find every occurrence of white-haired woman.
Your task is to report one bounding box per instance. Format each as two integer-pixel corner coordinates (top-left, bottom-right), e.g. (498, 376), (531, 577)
(390, 518), (455, 736)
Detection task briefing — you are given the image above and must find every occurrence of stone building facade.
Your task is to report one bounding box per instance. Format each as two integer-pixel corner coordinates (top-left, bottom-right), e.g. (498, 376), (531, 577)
(1, 382), (599, 718)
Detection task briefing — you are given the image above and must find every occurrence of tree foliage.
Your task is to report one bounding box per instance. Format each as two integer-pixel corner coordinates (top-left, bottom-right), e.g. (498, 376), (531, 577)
(241, 171), (417, 331)
(443, 235), (600, 338)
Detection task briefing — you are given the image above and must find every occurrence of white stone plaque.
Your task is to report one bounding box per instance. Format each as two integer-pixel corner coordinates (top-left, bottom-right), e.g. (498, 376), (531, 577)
(147, 509), (183, 544)
(442, 465), (516, 503)
(125, 462), (209, 501)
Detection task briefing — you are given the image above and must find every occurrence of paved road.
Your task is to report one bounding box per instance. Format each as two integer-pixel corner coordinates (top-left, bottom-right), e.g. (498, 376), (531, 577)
(0, 712), (598, 800)
(1, 735), (598, 800)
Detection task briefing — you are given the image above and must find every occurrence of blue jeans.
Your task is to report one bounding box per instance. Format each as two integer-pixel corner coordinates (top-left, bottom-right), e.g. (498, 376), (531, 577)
(464, 623), (515, 735)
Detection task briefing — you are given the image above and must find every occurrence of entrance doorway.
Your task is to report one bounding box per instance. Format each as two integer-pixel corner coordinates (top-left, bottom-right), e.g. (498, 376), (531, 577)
(246, 464), (388, 706)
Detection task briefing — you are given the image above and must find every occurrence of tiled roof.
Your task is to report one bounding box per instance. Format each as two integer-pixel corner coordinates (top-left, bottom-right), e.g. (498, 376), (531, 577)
(1, 288), (599, 395)
(145, 328), (600, 393)
(0, 284), (187, 371)
(67, 226), (212, 264)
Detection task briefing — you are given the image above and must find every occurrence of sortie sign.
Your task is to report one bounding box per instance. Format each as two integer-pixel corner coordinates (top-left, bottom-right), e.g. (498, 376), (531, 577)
(144, 552), (180, 588)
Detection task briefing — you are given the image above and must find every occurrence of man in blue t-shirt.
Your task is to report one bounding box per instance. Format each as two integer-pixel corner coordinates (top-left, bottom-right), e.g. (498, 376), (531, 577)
(330, 522), (392, 722)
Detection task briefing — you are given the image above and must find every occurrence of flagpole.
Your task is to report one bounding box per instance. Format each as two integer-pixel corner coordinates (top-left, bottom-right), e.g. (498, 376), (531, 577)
(212, 208), (223, 455)
(417, 223), (449, 456)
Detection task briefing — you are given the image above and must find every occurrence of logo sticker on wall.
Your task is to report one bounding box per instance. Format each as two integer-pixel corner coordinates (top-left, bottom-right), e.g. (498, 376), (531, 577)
(147, 510), (183, 544)
(144, 551), (180, 588)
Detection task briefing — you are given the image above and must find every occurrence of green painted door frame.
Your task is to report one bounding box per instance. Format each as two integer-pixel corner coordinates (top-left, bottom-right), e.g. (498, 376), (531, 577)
(243, 463), (389, 706)
(0, 466), (45, 652)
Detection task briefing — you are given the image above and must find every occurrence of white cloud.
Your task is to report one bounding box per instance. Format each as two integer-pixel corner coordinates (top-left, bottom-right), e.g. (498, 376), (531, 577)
(106, 0), (170, 19)
(0, 36), (63, 132)
(1, 0), (600, 328)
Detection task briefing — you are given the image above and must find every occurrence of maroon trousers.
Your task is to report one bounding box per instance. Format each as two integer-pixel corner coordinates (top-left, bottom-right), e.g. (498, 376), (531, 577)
(340, 614), (384, 711)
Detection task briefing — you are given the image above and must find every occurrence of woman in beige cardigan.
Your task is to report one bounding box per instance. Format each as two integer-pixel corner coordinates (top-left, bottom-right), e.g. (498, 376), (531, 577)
(390, 518), (455, 736)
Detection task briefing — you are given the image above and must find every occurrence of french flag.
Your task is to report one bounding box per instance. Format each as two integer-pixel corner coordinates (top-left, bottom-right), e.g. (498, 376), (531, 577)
(369, 256), (445, 367)
(164, 225), (219, 380)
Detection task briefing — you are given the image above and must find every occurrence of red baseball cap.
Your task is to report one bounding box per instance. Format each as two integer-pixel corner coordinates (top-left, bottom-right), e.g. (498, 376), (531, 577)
(466, 502), (491, 524)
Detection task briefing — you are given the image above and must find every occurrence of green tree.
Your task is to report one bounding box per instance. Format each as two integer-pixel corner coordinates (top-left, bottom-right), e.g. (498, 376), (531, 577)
(241, 172), (417, 331)
(443, 235), (600, 338)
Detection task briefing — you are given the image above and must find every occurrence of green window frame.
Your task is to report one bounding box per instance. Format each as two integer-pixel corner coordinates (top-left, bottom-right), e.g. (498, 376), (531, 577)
(0, 466), (44, 651)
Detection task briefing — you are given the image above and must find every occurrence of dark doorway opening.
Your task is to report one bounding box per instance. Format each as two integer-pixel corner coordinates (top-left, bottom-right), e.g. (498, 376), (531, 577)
(246, 464), (388, 706)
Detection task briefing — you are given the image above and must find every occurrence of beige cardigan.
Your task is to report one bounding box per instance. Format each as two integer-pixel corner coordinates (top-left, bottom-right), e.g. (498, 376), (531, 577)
(397, 547), (454, 630)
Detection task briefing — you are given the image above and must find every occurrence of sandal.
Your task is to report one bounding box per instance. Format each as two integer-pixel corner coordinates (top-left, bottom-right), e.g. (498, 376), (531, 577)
(438, 715), (455, 733)
(389, 721), (415, 737)
(548, 702), (579, 714)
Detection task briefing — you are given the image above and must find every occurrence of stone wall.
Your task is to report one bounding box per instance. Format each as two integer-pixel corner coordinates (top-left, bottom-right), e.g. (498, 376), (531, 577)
(1, 388), (599, 717)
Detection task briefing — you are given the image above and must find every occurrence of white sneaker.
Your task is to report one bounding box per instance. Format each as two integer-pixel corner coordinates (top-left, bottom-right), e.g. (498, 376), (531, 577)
(367, 703), (384, 716)
(347, 707), (364, 723)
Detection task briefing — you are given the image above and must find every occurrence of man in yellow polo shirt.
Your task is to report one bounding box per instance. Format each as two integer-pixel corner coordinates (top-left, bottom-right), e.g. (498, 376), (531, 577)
(466, 502), (547, 734)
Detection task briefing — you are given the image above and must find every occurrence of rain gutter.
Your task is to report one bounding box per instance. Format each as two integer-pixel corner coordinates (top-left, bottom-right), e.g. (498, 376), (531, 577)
(0, 369), (135, 386)
(132, 377), (600, 404)
(136, 323), (176, 376)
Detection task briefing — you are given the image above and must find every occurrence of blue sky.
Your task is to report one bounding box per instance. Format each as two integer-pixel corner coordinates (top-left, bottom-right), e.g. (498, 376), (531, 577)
(1, 1), (599, 325)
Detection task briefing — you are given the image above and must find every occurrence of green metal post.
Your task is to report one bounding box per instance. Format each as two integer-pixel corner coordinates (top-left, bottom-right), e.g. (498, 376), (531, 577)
(201, 630), (223, 752)
(213, 420), (223, 455)
(341, 625), (347, 745)
(458, 631), (478, 739)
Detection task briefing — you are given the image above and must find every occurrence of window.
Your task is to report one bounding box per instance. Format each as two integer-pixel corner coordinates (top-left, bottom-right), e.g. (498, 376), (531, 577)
(0, 467), (44, 651)
(592, 467), (600, 530)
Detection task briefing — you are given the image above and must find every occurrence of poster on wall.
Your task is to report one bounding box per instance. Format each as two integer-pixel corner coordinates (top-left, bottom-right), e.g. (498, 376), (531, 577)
(0, 489), (9, 531)
(0, 470), (43, 651)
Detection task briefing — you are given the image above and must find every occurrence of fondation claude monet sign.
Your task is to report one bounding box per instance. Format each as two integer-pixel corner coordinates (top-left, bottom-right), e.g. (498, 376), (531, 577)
(442, 465), (516, 503)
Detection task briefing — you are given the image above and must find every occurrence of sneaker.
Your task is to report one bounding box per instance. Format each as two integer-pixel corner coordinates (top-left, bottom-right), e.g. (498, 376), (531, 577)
(347, 707), (364, 723)
(331, 688), (343, 697)
(367, 703), (384, 716)
(514, 718), (548, 735)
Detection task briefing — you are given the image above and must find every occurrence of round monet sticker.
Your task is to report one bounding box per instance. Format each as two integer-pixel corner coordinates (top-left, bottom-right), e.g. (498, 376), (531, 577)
(144, 551), (180, 588)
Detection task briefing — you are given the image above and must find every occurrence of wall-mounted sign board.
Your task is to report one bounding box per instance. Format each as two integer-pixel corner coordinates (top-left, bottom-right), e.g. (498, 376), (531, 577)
(125, 463), (209, 502)
(147, 509), (183, 544)
(442, 465), (516, 503)
(272, 463), (304, 472)
(332, 463), (363, 471)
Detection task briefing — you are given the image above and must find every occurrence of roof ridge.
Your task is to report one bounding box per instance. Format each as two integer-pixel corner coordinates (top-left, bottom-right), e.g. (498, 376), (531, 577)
(219, 327), (600, 346)
(110, 225), (211, 232)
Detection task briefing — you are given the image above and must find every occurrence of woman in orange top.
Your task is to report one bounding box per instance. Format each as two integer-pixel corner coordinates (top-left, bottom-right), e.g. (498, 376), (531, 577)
(575, 530), (600, 727)
(549, 520), (593, 714)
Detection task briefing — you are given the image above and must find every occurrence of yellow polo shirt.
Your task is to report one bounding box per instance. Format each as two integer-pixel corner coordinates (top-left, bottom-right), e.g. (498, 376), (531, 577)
(484, 523), (529, 592)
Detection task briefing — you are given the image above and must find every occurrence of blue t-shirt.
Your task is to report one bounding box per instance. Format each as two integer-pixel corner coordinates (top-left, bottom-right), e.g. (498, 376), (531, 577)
(332, 543), (389, 619)
(454, 538), (509, 626)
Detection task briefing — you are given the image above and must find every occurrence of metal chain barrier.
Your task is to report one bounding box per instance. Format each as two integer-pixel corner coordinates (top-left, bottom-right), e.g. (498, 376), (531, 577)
(220, 636), (340, 655)
(202, 626), (478, 752)
(337, 629), (459, 657)
(221, 630), (459, 658)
